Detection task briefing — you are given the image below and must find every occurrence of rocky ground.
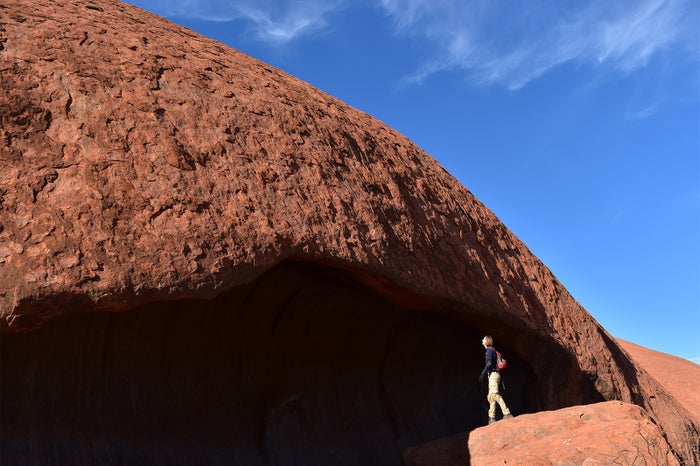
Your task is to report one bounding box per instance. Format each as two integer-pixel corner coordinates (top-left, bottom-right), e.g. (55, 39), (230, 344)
(405, 341), (699, 465)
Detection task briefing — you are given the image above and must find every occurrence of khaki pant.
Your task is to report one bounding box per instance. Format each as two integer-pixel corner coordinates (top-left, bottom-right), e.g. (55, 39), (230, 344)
(487, 371), (511, 418)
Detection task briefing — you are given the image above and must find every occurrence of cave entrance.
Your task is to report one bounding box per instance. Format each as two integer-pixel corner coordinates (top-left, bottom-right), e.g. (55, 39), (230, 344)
(1, 260), (536, 465)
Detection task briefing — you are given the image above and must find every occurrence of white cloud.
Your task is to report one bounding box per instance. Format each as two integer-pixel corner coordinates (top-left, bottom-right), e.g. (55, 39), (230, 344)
(624, 102), (661, 121)
(379, 0), (699, 89)
(594, 0), (683, 70)
(129, 0), (698, 87)
(230, 2), (342, 42)
(128, 0), (346, 43)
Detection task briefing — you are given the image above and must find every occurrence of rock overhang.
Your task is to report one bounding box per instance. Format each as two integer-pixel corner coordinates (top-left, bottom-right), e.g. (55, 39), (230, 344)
(1, 0), (546, 334)
(1, 0), (698, 464)
(2, 258), (544, 464)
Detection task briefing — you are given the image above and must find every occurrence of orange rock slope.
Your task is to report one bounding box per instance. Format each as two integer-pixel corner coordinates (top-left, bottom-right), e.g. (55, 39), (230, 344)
(1, 0), (698, 464)
(619, 339), (700, 425)
(405, 342), (700, 465)
(404, 401), (680, 466)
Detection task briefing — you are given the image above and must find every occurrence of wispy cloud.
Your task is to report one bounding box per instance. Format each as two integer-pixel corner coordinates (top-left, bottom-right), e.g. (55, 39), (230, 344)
(129, 0), (346, 43)
(380, 0), (699, 90)
(130, 0), (698, 88)
(624, 102), (661, 121)
(230, 1), (344, 42)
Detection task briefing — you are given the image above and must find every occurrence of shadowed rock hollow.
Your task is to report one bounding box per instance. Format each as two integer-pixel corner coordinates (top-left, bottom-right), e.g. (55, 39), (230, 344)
(1, 0), (698, 464)
(2, 261), (535, 464)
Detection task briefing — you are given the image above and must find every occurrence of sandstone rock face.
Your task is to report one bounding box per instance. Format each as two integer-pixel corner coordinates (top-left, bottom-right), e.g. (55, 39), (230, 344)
(3, 262), (487, 465)
(468, 402), (681, 466)
(619, 339), (700, 426)
(1, 0), (698, 464)
(402, 432), (469, 466)
(404, 401), (680, 466)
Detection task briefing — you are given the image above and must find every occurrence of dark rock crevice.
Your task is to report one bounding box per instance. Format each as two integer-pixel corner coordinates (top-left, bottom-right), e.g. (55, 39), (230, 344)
(1, 260), (596, 465)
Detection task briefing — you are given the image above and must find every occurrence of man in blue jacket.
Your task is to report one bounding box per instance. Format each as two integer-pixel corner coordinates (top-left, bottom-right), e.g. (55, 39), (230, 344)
(479, 335), (513, 424)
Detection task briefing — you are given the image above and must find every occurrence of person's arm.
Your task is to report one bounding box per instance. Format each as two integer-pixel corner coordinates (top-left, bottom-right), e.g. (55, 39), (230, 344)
(479, 347), (494, 381)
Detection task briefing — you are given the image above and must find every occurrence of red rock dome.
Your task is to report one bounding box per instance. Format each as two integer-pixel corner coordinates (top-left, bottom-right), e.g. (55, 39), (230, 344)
(1, 0), (697, 464)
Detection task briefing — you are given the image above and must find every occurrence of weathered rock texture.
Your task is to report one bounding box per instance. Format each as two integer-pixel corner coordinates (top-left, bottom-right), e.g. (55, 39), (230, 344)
(404, 401), (680, 466)
(467, 401), (681, 466)
(0, 0), (698, 464)
(619, 339), (700, 426)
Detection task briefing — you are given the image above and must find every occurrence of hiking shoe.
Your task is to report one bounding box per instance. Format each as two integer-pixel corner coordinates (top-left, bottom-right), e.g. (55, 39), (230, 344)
(488, 417), (497, 425)
(503, 414), (513, 419)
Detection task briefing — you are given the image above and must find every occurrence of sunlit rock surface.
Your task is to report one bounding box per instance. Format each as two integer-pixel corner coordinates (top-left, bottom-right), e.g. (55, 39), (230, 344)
(404, 401), (680, 466)
(1, 0), (697, 464)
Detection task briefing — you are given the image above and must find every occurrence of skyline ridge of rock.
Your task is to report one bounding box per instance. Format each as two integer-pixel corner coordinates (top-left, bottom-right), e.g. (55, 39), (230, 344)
(1, 0), (698, 464)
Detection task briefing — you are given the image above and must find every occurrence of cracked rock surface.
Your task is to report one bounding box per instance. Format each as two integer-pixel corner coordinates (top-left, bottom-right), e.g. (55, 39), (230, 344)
(404, 401), (681, 466)
(1, 0), (698, 464)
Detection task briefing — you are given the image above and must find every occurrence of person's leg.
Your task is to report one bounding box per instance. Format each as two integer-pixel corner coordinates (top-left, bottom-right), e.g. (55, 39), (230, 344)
(497, 396), (512, 417)
(488, 372), (512, 419)
(488, 371), (500, 396)
(487, 398), (497, 421)
(487, 372), (500, 422)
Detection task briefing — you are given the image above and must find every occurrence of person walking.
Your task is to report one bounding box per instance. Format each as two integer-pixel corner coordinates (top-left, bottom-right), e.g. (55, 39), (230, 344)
(479, 335), (513, 424)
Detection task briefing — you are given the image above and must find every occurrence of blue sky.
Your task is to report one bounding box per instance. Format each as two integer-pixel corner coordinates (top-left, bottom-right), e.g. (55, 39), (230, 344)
(125, 0), (700, 362)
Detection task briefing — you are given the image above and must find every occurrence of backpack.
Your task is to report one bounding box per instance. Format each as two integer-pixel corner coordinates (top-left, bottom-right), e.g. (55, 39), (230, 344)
(496, 350), (508, 370)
